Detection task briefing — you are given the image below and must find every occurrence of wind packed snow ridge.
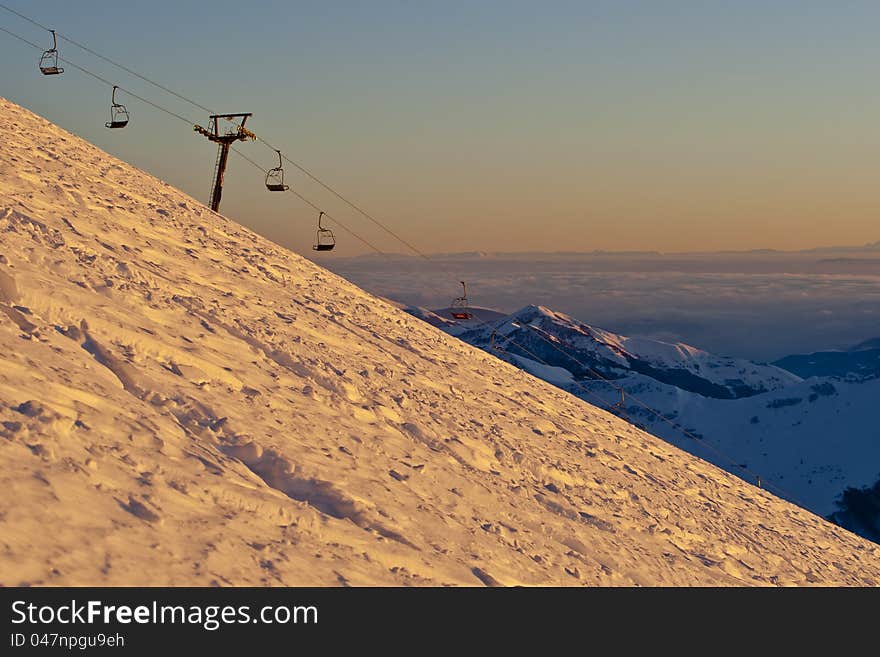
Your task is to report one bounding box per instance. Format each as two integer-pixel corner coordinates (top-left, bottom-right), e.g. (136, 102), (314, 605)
(1, 97), (879, 585)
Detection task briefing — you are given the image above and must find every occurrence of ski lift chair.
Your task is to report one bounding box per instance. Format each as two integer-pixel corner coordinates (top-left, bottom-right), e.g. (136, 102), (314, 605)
(105, 86), (130, 128)
(265, 150), (289, 191)
(450, 281), (473, 320)
(312, 212), (336, 251)
(39, 30), (64, 75)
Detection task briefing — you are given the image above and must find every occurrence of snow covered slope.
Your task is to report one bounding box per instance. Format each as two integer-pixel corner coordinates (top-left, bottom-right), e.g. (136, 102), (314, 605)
(580, 374), (880, 518)
(422, 305), (880, 536)
(2, 97), (879, 586)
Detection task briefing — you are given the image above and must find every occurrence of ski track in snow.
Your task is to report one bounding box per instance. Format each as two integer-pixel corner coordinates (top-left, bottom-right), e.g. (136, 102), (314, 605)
(1, 97), (879, 586)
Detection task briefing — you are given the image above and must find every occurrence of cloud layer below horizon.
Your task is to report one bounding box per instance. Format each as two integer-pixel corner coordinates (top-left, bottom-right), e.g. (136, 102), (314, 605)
(326, 253), (880, 361)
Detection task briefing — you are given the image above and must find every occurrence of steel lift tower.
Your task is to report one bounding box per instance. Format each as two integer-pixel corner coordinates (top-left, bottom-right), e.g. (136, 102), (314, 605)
(194, 113), (255, 213)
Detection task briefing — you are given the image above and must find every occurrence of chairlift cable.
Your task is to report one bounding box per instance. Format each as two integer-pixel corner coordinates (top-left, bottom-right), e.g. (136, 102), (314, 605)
(0, 26), (196, 126)
(255, 136), (431, 261)
(0, 2), (215, 116)
(230, 146), (384, 255)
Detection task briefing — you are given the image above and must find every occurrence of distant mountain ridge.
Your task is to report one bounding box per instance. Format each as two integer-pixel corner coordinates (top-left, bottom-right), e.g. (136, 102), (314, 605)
(337, 241), (880, 260)
(850, 337), (880, 352)
(773, 338), (880, 380)
(449, 305), (799, 400)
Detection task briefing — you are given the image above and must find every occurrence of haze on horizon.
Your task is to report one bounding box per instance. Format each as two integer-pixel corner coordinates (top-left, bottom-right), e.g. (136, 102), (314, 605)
(2, 0), (880, 257)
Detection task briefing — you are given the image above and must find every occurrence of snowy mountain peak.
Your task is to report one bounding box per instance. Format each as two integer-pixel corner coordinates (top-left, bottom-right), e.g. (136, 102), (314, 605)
(512, 304), (562, 319)
(450, 304), (800, 399)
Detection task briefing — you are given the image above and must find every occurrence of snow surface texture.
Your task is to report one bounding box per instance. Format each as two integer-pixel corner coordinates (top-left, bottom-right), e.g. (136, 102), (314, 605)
(432, 305), (880, 523)
(1, 97), (879, 586)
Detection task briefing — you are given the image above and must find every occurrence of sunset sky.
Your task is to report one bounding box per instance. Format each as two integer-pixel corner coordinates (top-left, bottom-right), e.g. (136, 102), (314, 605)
(2, 0), (879, 256)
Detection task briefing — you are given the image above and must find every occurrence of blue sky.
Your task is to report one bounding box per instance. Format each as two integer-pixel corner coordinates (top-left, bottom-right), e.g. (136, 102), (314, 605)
(2, 1), (880, 255)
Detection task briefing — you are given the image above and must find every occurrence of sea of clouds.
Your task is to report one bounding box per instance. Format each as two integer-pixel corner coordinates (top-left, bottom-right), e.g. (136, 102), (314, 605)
(324, 250), (880, 362)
